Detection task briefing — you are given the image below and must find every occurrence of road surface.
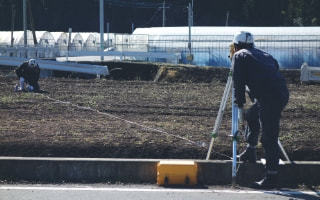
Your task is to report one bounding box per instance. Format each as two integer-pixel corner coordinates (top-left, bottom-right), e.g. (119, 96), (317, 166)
(0, 184), (319, 200)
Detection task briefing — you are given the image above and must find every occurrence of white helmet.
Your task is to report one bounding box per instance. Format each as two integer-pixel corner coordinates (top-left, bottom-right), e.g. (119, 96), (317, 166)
(233, 31), (254, 45)
(28, 59), (36, 67)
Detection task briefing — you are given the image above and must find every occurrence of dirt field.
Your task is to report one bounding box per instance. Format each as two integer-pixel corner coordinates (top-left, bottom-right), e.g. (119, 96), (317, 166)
(0, 64), (319, 161)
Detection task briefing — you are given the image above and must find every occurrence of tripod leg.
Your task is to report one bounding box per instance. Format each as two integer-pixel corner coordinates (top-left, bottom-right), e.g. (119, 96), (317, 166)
(278, 139), (291, 162)
(206, 74), (233, 160)
(231, 87), (238, 186)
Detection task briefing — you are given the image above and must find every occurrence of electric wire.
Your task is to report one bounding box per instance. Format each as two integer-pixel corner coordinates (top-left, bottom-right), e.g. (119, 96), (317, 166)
(104, 0), (186, 8)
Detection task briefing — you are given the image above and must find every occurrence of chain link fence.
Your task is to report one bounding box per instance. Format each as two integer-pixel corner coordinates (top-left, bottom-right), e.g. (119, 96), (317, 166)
(1, 31), (319, 68)
(147, 34), (320, 68)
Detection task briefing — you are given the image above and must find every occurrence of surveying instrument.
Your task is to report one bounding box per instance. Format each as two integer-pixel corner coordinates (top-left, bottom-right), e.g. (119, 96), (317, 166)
(205, 43), (290, 186)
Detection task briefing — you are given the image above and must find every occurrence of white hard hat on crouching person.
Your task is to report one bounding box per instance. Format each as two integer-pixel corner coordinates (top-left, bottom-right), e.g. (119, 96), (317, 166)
(28, 59), (37, 67)
(233, 31), (254, 45)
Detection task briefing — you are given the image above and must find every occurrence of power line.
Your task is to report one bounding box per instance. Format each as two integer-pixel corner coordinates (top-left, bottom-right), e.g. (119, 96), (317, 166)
(105, 0), (162, 8)
(141, 8), (161, 26)
(104, 0), (186, 9)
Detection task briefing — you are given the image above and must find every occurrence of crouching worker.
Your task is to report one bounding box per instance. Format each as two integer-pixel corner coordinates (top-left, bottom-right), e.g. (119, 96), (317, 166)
(15, 59), (40, 92)
(231, 31), (289, 189)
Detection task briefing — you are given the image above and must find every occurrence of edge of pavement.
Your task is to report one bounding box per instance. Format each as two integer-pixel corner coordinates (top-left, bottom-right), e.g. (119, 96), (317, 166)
(0, 157), (319, 188)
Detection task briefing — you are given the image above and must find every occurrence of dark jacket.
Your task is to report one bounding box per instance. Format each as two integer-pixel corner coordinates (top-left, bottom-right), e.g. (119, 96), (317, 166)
(232, 47), (288, 107)
(15, 61), (40, 87)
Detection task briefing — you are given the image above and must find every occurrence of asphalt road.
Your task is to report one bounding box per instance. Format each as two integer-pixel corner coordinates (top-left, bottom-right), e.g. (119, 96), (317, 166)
(0, 184), (319, 200)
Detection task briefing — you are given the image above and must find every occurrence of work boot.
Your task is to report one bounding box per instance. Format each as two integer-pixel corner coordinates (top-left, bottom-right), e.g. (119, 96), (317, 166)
(251, 173), (278, 189)
(238, 146), (256, 163)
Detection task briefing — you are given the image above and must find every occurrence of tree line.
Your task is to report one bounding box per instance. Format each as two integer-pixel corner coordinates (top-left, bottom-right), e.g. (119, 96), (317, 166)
(0, 0), (319, 33)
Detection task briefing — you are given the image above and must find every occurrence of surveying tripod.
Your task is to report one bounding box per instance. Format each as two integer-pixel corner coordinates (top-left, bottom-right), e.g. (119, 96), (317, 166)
(205, 68), (290, 185)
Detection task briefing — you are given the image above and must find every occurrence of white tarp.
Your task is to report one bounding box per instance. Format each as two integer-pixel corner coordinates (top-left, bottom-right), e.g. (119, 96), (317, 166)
(301, 63), (320, 82)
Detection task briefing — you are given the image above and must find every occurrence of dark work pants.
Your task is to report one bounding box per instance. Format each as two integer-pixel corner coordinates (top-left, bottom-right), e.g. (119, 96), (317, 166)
(244, 89), (289, 172)
(244, 102), (260, 147)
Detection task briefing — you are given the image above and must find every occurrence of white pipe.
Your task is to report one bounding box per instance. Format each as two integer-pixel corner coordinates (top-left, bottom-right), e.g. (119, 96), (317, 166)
(0, 57), (109, 76)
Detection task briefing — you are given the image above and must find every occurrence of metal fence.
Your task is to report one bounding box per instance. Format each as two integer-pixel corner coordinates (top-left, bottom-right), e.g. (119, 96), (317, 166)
(1, 33), (319, 69)
(147, 34), (320, 68)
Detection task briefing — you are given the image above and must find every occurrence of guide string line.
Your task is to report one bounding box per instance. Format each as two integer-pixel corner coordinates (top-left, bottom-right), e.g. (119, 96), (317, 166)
(40, 94), (232, 160)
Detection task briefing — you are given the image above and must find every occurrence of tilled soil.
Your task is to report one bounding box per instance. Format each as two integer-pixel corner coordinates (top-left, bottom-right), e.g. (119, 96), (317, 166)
(0, 67), (319, 161)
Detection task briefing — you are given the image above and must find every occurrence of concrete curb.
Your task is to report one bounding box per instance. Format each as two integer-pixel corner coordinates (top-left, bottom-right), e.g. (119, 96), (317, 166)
(0, 157), (319, 186)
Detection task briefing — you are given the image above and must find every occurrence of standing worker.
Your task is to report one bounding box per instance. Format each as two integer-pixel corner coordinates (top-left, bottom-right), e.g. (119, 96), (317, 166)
(15, 58), (40, 92)
(231, 31), (289, 189)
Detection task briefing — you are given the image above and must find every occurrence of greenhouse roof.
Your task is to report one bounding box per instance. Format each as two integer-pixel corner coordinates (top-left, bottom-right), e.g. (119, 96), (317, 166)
(132, 26), (320, 36)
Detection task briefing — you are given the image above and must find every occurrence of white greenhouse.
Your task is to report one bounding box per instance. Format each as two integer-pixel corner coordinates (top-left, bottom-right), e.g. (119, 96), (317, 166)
(133, 26), (320, 68)
(38, 31), (55, 46)
(54, 32), (69, 52)
(0, 26), (319, 68)
(0, 31), (46, 46)
(85, 33), (100, 51)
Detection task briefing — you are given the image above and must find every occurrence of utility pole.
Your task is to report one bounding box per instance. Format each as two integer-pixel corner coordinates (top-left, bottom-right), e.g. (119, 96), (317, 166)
(67, 27), (72, 61)
(28, 0), (37, 45)
(107, 22), (110, 48)
(11, 3), (15, 47)
(226, 10), (229, 26)
(191, 0), (194, 26)
(23, 0), (27, 47)
(187, 2), (193, 63)
(100, 0), (104, 60)
(162, 1), (166, 27)
(160, 1), (169, 27)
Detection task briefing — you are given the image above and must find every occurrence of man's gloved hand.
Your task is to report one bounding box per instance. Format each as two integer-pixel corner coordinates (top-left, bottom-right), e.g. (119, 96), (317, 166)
(237, 103), (243, 108)
(234, 99), (243, 108)
(228, 43), (235, 60)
